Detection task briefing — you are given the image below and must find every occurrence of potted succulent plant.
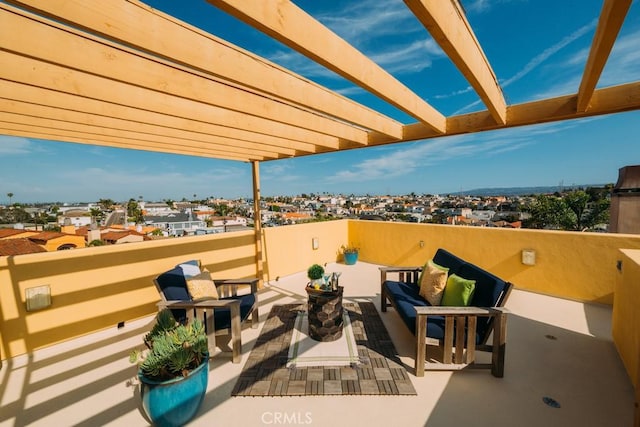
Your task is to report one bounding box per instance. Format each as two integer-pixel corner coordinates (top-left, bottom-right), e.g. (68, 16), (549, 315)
(130, 309), (209, 427)
(341, 244), (359, 265)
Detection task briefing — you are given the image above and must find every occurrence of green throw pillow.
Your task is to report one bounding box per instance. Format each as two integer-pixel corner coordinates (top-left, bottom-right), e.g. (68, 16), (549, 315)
(441, 274), (476, 306)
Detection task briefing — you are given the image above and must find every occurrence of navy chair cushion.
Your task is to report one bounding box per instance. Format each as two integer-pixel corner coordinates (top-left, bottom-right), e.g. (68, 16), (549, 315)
(210, 293), (256, 331)
(156, 265), (192, 301)
(156, 263), (201, 321)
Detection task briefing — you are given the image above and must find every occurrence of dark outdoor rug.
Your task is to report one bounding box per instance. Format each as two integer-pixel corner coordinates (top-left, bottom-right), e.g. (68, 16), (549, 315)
(231, 302), (416, 396)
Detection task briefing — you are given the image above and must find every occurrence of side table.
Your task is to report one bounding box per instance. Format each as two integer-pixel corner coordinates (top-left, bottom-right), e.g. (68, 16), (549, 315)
(305, 285), (344, 342)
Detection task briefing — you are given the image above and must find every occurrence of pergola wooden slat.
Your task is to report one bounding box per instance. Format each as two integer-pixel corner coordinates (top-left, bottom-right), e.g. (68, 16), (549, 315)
(577, 0), (633, 112)
(0, 81), (324, 155)
(207, 0), (448, 133)
(405, 0), (507, 125)
(1, 6), (369, 146)
(7, 0), (404, 140)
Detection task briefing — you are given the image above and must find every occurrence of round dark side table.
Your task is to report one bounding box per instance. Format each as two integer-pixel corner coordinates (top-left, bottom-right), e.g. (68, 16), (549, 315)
(305, 285), (344, 342)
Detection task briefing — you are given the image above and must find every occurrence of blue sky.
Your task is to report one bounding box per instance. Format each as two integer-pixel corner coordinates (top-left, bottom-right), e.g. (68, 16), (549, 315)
(2, 0), (639, 204)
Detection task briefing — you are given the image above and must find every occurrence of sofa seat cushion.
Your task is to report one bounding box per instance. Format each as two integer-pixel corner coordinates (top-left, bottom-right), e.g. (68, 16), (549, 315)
(384, 279), (484, 344)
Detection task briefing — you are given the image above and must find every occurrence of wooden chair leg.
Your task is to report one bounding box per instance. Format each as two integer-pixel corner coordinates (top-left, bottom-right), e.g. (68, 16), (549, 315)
(380, 272), (388, 312)
(251, 306), (259, 328)
(415, 314), (427, 377)
(205, 309), (217, 356)
(230, 303), (242, 363)
(491, 312), (507, 377)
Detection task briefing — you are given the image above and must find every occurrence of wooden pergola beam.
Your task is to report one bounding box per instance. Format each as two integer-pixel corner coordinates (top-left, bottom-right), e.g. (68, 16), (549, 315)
(405, 0), (506, 125)
(5, 0), (403, 139)
(0, 80), (322, 155)
(0, 98), (299, 158)
(0, 52), (344, 153)
(0, 127), (260, 162)
(0, 111), (287, 160)
(208, 0), (447, 133)
(577, 0), (632, 112)
(373, 82), (640, 144)
(0, 5), (369, 146)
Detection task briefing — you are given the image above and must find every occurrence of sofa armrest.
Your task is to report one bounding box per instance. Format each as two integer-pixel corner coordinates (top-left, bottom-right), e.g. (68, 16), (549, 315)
(414, 306), (509, 377)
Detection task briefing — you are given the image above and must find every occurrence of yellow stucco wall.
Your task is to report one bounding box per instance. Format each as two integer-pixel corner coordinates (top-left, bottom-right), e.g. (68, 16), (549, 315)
(0, 231), (257, 358)
(262, 220), (348, 282)
(2, 220), (640, 363)
(350, 221), (640, 304)
(612, 249), (640, 387)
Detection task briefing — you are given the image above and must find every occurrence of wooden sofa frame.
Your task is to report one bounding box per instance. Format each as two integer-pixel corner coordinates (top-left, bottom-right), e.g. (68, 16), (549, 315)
(380, 266), (511, 377)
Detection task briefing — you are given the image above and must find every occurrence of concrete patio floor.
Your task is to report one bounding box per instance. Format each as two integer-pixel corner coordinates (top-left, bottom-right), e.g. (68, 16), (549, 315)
(0, 261), (634, 426)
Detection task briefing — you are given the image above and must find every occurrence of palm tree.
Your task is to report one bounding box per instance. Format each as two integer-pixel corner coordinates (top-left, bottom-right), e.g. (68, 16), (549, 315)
(7, 192), (13, 205)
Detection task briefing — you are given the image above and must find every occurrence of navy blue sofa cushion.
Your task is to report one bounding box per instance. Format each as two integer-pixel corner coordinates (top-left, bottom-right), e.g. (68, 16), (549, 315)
(432, 249), (466, 275)
(383, 248), (508, 345)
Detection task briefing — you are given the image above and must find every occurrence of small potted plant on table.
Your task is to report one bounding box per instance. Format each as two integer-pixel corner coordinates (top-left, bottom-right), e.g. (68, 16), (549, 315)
(307, 263), (325, 289)
(130, 309), (209, 427)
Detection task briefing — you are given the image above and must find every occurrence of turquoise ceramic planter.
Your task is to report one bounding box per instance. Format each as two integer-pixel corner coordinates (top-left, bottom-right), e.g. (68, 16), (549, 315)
(139, 356), (209, 427)
(344, 251), (358, 265)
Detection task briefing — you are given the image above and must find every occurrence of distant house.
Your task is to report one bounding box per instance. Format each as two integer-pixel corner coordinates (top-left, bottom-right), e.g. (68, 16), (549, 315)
(101, 230), (145, 244)
(0, 238), (47, 256)
(144, 213), (206, 236)
(26, 231), (86, 251)
(143, 202), (176, 216)
(58, 210), (92, 227)
(282, 212), (312, 224)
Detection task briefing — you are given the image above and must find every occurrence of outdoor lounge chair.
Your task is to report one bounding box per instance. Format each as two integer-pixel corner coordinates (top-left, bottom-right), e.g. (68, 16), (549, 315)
(153, 260), (259, 363)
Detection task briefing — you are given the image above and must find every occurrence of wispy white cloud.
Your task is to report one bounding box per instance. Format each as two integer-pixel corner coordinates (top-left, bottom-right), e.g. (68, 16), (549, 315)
(314, 0), (419, 46)
(453, 18), (598, 114)
(599, 28), (640, 86)
(500, 19), (597, 89)
(0, 135), (34, 155)
(325, 122), (571, 184)
(463, 0), (523, 15)
(529, 27), (640, 101)
(433, 85), (474, 100)
(269, 0), (442, 80)
(369, 39), (442, 74)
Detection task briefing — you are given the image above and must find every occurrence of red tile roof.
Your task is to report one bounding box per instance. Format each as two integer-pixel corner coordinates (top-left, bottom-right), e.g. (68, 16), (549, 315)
(28, 231), (69, 242)
(0, 238), (47, 256)
(0, 228), (29, 238)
